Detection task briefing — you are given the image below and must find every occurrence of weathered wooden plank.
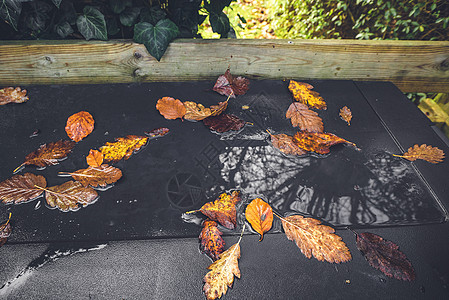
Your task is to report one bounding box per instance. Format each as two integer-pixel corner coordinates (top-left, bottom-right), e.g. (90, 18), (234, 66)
(0, 39), (448, 92)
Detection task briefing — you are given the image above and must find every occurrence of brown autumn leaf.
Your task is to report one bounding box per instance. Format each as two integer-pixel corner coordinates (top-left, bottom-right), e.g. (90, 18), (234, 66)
(86, 149), (103, 167)
(210, 100), (229, 117)
(245, 198), (273, 241)
(393, 144), (445, 164)
(269, 133), (307, 156)
(293, 131), (356, 154)
(286, 102), (324, 132)
(288, 80), (327, 110)
(200, 219), (225, 261)
(340, 106), (352, 125)
(355, 232), (415, 281)
(65, 111), (95, 142)
(0, 87), (29, 105)
(0, 213), (12, 247)
(183, 101), (212, 121)
(203, 242), (241, 300)
(213, 68), (250, 98)
(199, 191), (241, 230)
(203, 114), (246, 133)
(42, 180), (98, 212)
(60, 164), (122, 188)
(281, 215), (352, 263)
(15, 140), (76, 172)
(145, 127), (170, 138)
(100, 135), (148, 163)
(156, 97), (186, 120)
(0, 173), (47, 204)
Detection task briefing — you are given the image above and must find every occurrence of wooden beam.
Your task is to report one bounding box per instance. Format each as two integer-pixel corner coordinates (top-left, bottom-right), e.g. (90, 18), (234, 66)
(0, 39), (448, 92)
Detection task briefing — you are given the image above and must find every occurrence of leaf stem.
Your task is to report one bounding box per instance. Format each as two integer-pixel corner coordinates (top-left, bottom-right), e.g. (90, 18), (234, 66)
(346, 226), (358, 236)
(13, 163), (25, 173)
(184, 210), (199, 214)
(0, 213), (12, 231)
(237, 223), (246, 245)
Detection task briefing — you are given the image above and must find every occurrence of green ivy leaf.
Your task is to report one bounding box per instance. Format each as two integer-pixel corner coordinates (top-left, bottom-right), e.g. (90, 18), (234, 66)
(209, 11), (230, 36)
(106, 17), (120, 36)
(0, 0), (22, 31)
(119, 7), (141, 27)
(134, 19), (179, 61)
(140, 6), (166, 26)
(109, 0), (131, 14)
(76, 6), (107, 41)
(51, 0), (62, 8)
(55, 21), (73, 38)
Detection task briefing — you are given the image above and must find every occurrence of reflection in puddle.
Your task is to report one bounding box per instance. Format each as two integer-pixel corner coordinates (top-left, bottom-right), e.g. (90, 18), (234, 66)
(217, 145), (445, 227)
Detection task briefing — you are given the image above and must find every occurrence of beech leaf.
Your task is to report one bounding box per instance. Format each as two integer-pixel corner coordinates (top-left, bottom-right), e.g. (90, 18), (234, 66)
(156, 97), (186, 120)
(15, 140), (76, 172)
(293, 131), (356, 154)
(183, 101), (212, 121)
(60, 164), (122, 188)
(0, 213), (12, 247)
(213, 68), (249, 98)
(42, 180), (98, 212)
(0, 87), (29, 105)
(86, 149), (103, 167)
(393, 144), (445, 164)
(269, 132), (307, 156)
(245, 198), (273, 241)
(203, 243), (241, 300)
(203, 114), (246, 133)
(100, 135), (148, 163)
(339, 106), (352, 125)
(288, 80), (327, 110)
(65, 111), (95, 142)
(281, 215), (351, 263)
(200, 219), (225, 261)
(355, 232), (415, 281)
(286, 102), (324, 132)
(0, 173), (46, 204)
(145, 127), (170, 138)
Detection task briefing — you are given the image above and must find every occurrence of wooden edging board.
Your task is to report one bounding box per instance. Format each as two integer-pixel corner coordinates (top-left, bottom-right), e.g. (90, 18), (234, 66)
(0, 39), (448, 93)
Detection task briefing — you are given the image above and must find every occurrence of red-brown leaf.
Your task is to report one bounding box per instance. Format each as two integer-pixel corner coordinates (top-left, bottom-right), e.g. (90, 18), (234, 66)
(210, 100), (229, 117)
(286, 102), (324, 132)
(270, 133), (307, 156)
(293, 131), (356, 154)
(145, 127), (170, 139)
(62, 164), (122, 188)
(245, 198), (273, 241)
(86, 149), (103, 167)
(356, 232), (415, 281)
(17, 140), (76, 171)
(44, 180), (98, 212)
(0, 87), (29, 105)
(203, 114), (246, 133)
(0, 213), (12, 247)
(200, 191), (241, 230)
(339, 106), (352, 125)
(156, 97), (186, 120)
(199, 220), (225, 261)
(65, 111), (95, 142)
(0, 173), (47, 204)
(213, 68), (250, 98)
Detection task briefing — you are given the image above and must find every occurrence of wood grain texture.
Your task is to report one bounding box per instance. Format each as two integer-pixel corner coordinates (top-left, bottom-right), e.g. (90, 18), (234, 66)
(0, 39), (448, 92)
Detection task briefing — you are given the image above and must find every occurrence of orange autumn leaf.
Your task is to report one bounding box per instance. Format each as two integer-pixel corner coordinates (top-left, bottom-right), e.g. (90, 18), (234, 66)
(65, 111), (95, 142)
(245, 198), (273, 241)
(60, 164), (122, 188)
(0, 87), (29, 105)
(199, 191), (241, 230)
(269, 132), (307, 156)
(210, 100), (229, 116)
(100, 135), (148, 163)
(288, 80), (327, 110)
(203, 243), (241, 300)
(393, 144), (445, 164)
(200, 220), (225, 261)
(86, 149), (103, 167)
(183, 101), (212, 121)
(339, 106), (352, 125)
(280, 215), (351, 263)
(286, 102), (324, 132)
(156, 97), (186, 120)
(293, 131), (356, 154)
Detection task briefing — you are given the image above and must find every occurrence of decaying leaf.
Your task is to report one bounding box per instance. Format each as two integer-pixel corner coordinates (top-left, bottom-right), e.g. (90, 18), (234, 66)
(269, 132), (307, 156)
(86, 149), (103, 167)
(203, 243), (241, 300)
(203, 114), (246, 133)
(145, 127), (170, 138)
(15, 140), (76, 172)
(288, 80), (327, 110)
(281, 215), (351, 263)
(393, 144), (445, 164)
(100, 135), (148, 163)
(156, 97), (186, 120)
(286, 102), (324, 132)
(355, 232), (415, 281)
(213, 68), (250, 98)
(0, 213), (12, 247)
(210, 100), (229, 117)
(0, 87), (29, 105)
(340, 106), (352, 125)
(199, 191), (241, 230)
(65, 111), (95, 142)
(60, 164), (122, 188)
(184, 101), (212, 121)
(42, 180), (98, 212)
(0, 173), (46, 204)
(245, 198), (273, 241)
(200, 219), (225, 261)
(293, 131), (356, 154)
